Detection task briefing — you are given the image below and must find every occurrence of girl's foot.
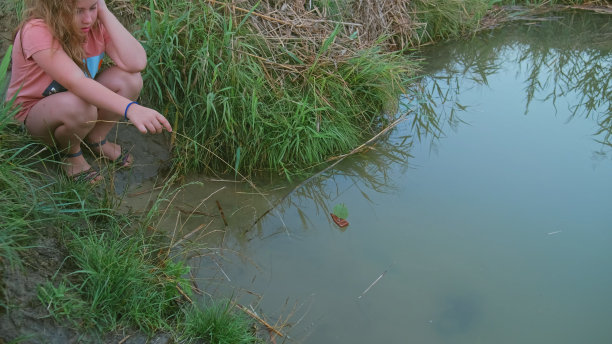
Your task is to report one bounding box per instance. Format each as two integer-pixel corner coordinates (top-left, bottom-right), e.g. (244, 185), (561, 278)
(64, 150), (102, 184)
(86, 138), (133, 167)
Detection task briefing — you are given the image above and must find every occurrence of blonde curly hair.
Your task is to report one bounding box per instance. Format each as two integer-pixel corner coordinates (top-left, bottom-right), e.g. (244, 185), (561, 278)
(17, 0), (90, 70)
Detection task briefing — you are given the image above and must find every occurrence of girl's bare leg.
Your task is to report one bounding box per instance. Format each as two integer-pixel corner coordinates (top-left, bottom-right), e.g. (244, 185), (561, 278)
(26, 91), (99, 179)
(85, 66), (143, 165)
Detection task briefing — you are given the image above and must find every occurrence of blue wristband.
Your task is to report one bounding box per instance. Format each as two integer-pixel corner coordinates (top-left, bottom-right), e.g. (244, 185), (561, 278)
(124, 101), (138, 121)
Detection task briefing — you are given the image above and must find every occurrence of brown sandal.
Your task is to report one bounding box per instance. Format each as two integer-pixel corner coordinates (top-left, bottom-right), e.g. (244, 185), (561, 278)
(64, 150), (102, 184)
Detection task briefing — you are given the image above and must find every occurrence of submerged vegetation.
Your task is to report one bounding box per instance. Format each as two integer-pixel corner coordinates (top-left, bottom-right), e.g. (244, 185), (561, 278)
(0, 0), (610, 342)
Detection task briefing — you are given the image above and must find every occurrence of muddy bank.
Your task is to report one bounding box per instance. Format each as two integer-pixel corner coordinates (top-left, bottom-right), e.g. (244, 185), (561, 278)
(0, 235), (172, 344)
(0, 125), (175, 343)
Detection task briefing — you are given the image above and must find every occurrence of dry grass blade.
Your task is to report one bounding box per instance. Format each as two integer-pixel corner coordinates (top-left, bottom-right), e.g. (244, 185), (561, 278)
(235, 304), (285, 338)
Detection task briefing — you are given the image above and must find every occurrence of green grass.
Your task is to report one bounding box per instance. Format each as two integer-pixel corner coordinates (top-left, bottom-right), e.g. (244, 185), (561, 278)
(136, 0), (605, 177)
(500, 0), (605, 4)
(1, 41), (260, 342)
(38, 223), (191, 333)
(411, 0), (491, 41)
(181, 300), (261, 344)
(137, 0), (416, 177)
(0, 0), (24, 23)
(0, 45), (39, 271)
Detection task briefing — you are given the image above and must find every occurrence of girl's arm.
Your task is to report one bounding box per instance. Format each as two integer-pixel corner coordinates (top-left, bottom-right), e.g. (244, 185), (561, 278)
(32, 47), (172, 134)
(96, 0), (147, 72)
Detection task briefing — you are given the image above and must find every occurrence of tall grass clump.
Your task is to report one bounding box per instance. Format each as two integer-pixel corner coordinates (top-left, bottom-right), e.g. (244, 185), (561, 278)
(34, 198), (262, 341)
(37, 218), (192, 333)
(500, 0), (606, 5)
(180, 300), (260, 344)
(410, 0), (491, 41)
(31, 183), (266, 341)
(138, 0), (415, 177)
(0, 46), (41, 270)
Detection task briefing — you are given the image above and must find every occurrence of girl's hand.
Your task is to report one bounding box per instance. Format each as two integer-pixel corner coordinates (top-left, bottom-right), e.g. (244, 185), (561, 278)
(96, 0), (111, 21)
(125, 104), (173, 134)
(97, 0), (108, 11)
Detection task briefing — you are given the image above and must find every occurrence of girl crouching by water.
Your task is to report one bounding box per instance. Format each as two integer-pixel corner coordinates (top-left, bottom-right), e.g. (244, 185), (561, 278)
(5, 0), (172, 183)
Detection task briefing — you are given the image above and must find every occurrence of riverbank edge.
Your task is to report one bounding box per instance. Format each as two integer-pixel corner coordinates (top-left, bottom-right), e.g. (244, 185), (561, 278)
(1, 2), (610, 344)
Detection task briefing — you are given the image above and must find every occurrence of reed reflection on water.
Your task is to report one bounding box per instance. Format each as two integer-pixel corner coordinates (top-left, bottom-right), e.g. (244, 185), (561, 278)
(265, 10), (612, 220)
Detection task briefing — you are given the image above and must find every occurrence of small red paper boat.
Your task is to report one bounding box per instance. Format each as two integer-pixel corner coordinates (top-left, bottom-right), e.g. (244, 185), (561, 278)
(330, 213), (349, 228)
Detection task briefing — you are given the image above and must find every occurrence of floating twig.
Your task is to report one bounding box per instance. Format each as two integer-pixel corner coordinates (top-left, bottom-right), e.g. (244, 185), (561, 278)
(176, 206), (215, 217)
(171, 220), (213, 248)
(213, 258), (232, 282)
(358, 263), (394, 299)
(127, 185), (165, 197)
(235, 304), (285, 338)
(189, 270), (204, 296)
(176, 284), (193, 303)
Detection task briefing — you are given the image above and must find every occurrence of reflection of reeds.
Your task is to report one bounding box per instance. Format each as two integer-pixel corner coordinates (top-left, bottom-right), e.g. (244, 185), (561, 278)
(251, 96), (445, 228)
(422, 10), (611, 144)
(255, 9), (611, 226)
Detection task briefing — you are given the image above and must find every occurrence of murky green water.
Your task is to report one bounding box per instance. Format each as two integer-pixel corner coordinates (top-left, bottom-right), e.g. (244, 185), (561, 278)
(167, 11), (612, 343)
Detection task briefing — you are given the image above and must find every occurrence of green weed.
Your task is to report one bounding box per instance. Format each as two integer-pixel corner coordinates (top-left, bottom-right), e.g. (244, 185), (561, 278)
(499, 0), (604, 5)
(411, 0), (491, 41)
(181, 300), (261, 344)
(0, 45), (40, 270)
(137, 0), (416, 177)
(38, 223), (191, 333)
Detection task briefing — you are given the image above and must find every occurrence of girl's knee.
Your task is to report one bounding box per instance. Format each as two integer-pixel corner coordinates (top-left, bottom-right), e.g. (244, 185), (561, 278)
(61, 96), (97, 127)
(124, 72), (143, 95)
(98, 68), (143, 97)
(126, 71), (143, 94)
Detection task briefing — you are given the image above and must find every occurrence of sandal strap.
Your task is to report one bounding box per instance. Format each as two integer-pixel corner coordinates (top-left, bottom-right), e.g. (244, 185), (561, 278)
(117, 148), (131, 167)
(87, 138), (107, 148)
(65, 150), (83, 158)
(71, 168), (100, 183)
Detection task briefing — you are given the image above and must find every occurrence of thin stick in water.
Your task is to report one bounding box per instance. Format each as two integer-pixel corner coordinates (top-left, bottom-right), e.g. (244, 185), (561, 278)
(358, 269), (389, 299)
(214, 259), (231, 282)
(235, 304), (285, 337)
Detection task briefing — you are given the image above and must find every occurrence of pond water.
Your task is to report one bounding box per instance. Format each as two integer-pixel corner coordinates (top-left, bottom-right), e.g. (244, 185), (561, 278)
(155, 11), (612, 344)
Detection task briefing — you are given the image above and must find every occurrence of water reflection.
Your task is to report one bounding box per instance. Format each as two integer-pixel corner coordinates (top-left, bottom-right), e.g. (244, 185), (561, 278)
(419, 10), (611, 147)
(254, 10), (611, 233)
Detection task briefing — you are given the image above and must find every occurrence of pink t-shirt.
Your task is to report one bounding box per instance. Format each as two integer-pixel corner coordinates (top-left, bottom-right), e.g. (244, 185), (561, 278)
(6, 19), (110, 122)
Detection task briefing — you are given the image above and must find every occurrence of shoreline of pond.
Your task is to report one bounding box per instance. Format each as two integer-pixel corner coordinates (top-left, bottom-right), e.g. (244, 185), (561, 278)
(1, 2), (610, 343)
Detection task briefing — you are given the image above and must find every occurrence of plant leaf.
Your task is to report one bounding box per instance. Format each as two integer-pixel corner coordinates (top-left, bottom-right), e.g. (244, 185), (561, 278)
(333, 203), (348, 219)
